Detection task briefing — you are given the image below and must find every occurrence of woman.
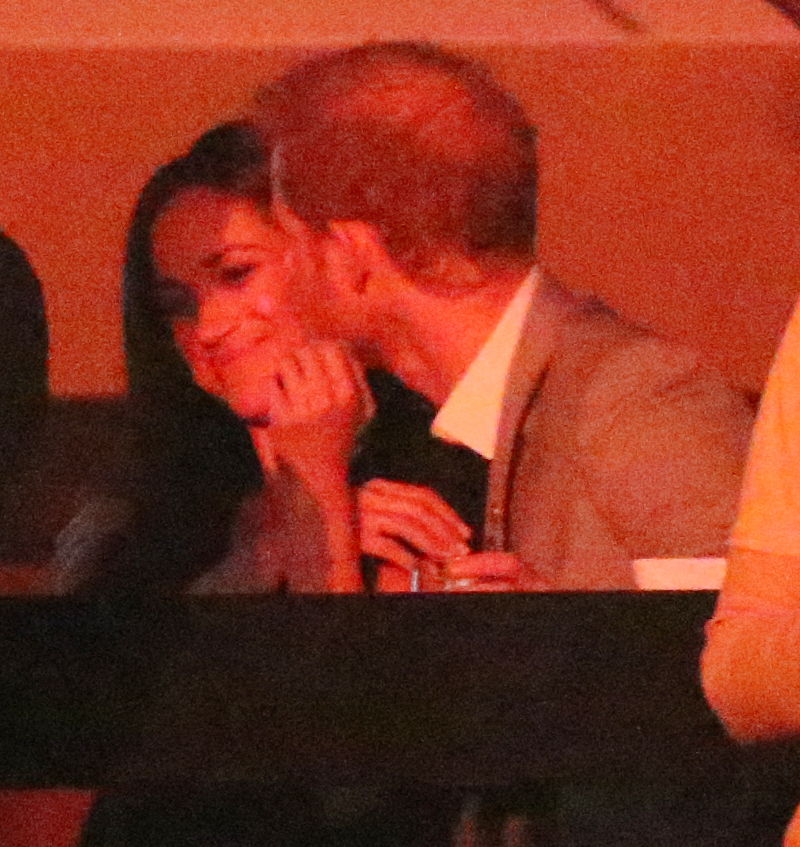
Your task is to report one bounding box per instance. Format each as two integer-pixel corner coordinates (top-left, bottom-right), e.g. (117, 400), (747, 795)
(54, 119), (481, 598)
(54, 122), (373, 597)
(62, 123), (403, 847)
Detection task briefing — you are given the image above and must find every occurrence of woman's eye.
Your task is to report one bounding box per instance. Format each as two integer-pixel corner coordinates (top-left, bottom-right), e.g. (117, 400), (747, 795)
(152, 284), (198, 321)
(220, 263), (257, 285)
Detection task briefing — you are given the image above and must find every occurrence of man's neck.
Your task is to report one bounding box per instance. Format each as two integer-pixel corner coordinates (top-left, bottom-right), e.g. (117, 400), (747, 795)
(428, 266), (531, 403)
(365, 250), (532, 407)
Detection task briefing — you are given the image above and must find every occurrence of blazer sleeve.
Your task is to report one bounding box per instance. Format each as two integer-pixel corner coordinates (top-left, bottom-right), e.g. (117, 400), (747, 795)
(577, 337), (755, 559)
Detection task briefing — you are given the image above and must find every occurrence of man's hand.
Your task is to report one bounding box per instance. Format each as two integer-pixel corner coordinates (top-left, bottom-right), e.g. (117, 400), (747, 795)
(434, 551), (522, 591)
(358, 479), (472, 570)
(378, 551), (522, 593)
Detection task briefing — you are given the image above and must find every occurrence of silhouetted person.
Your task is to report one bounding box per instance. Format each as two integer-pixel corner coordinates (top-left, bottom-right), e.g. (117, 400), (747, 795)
(0, 230), (48, 553)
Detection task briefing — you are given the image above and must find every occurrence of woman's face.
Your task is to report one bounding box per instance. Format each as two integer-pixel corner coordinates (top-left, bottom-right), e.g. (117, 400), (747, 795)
(151, 187), (307, 422)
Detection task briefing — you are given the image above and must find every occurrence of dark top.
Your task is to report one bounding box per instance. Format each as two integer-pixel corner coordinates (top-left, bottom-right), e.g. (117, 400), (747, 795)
(350, 371), (489, 590)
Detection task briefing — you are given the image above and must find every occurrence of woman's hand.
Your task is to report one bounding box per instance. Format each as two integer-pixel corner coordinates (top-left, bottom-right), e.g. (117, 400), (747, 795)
(246, 341), (374, 594)
(357, 479), (521, 592)
(248, 340), (374, 489)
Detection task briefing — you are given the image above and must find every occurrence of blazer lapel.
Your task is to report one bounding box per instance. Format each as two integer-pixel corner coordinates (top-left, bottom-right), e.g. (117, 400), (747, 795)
(483, 277), (565, 550)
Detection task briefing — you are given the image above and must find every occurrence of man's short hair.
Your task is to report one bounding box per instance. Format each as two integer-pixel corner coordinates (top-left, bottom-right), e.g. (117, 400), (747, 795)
(257, 42), (537, 274)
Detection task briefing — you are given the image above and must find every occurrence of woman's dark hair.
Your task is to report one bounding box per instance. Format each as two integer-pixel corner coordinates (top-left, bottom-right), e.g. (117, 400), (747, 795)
(87, 122), (272, 595)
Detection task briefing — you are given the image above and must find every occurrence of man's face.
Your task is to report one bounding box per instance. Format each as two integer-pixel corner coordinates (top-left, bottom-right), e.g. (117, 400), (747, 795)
(269, 198), (377, 356)
(271, 199), (476, 404)
(354, 272), (489, 406)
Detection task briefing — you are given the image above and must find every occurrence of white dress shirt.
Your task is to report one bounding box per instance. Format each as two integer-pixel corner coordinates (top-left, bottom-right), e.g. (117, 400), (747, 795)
(431, 268), (538, 460)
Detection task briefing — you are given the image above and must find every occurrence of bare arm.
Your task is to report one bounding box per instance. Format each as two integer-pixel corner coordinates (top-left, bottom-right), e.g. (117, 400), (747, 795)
(700, 304), (800, 742)
(249, 341), (374, 593)
(702, 547), (800, 742)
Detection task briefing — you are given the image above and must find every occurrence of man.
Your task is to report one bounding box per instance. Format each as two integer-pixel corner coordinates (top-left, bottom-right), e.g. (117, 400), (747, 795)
(248, 41), (791, 847)
(255, 41), (754, 593)
(248, 39), (788, 847)
(702, 297), (800, 845)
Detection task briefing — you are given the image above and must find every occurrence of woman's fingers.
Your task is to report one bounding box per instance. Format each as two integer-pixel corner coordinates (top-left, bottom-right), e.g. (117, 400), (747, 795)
(307, 342), (373, 425)
(254, 341), (375, 490)
(361, 479), (471, 538)
(269, 341), (372, 427)
(360, 509), (469, 563)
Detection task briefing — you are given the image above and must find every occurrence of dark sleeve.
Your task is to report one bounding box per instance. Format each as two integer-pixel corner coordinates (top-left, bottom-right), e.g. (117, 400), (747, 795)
(50, 395), (262, 598)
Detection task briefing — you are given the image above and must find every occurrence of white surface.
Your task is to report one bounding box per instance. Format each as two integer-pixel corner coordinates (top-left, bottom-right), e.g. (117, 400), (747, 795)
(633, 557), (727, 590)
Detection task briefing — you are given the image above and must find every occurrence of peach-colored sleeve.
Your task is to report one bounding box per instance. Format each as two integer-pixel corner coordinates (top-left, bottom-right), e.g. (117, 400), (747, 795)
(703, 587), (800, 741)
(733, 300), (800, 556)
(703, 301), (800, 742)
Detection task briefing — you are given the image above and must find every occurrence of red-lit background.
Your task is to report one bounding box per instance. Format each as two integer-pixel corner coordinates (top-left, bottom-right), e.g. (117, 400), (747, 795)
(3, 40), (800, 396)
(1, 7), (800, 847)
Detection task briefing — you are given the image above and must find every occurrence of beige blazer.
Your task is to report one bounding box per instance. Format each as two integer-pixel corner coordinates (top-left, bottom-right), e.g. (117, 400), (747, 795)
(485, 280), (755, 590)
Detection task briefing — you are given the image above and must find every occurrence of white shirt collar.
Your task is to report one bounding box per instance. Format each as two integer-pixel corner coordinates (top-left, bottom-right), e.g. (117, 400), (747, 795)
(431, 267), (539, 460)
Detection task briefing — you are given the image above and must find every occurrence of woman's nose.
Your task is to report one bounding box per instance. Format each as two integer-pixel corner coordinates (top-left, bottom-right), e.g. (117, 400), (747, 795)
(194, 292), (238, 348)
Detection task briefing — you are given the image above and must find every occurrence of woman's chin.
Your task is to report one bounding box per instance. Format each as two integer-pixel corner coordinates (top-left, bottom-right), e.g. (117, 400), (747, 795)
(227, 395), (272, 427)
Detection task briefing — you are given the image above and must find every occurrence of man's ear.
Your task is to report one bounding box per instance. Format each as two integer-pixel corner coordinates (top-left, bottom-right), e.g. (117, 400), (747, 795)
(327, 220), (389, 295)
(271, 195), (313, 244)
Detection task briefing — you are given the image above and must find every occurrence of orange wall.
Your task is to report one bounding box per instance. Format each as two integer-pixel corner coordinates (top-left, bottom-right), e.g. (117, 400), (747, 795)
(0, 1), (786, 48)
(1, 43), (800, 396)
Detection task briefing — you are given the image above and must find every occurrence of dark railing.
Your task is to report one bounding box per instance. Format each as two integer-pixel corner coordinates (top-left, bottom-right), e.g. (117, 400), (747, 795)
(1, 591), (792, 790)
